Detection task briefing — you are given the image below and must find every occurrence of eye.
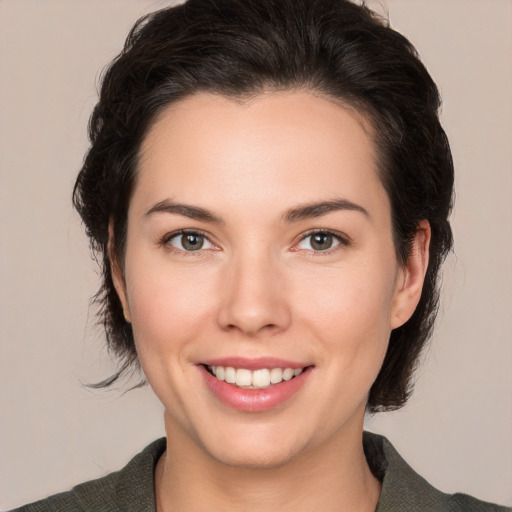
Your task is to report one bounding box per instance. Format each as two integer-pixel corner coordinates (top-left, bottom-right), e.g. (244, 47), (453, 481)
(296, 231), (346, 252)
(164, 230), (215, 252)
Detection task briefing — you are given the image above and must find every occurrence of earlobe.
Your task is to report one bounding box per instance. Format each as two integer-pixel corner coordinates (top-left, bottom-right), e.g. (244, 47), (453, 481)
(390, 220), (431, 329)
(109, 224), (131, 323)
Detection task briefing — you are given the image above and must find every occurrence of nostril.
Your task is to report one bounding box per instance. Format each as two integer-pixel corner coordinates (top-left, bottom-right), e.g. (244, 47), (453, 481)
(221, 319), (280, 336)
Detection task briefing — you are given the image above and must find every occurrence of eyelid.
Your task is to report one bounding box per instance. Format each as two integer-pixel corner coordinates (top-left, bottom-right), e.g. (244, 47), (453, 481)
(293, 228), (351, 253)
(159, 228), (219, 252)
(158, 228), (350, 254)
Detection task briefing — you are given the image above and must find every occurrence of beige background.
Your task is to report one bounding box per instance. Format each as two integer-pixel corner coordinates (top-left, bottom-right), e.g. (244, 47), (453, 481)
(0, 0), (511, 509)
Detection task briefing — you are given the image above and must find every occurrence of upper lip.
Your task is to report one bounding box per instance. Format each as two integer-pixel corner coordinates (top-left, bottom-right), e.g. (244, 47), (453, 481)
(201, 357), (312, 370)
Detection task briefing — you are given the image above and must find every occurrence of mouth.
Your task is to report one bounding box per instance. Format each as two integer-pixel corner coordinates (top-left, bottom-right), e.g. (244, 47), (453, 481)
(204, 365), (306, 389)
(199, 358), (314, 412)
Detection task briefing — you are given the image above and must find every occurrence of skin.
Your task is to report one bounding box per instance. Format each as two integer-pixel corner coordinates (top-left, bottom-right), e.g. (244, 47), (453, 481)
(112, 91), (430, 511)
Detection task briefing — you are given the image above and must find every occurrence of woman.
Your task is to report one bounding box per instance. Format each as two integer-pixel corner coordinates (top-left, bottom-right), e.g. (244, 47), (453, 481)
(9, 0), (510, 510)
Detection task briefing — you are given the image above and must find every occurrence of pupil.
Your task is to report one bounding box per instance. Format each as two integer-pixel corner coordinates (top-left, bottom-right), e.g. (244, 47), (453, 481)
(183, 234), (203, 251)
(311, 233), (332, 251)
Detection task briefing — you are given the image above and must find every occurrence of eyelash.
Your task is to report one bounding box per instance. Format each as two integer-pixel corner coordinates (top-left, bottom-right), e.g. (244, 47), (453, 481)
(159, 228), (351, 255)
(294, 229), (351, 255)
(159, 229), (217, 255)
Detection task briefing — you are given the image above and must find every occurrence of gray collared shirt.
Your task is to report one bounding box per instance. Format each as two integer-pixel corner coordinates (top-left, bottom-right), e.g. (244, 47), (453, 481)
(11, 432), (511, 511)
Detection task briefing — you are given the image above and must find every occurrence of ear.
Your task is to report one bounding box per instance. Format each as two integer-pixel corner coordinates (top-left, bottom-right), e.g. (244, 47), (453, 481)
(109, 223), (132, 323)
(390, 220), (431, 329)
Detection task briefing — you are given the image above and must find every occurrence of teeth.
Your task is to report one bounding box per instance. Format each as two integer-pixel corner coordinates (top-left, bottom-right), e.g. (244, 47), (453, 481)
(282, 368), (294, 381)
(224, 367), (236, 384)
(270, 368), (283, 384)
(209, 365), (304, 389)
(252, 369), (270, 387)
(235, 369), (252, 387)
(215, 366), (225, 381)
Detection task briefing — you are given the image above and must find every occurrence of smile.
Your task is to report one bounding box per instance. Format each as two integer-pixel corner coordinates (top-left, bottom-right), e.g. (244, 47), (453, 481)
(206, 365), (304, 389)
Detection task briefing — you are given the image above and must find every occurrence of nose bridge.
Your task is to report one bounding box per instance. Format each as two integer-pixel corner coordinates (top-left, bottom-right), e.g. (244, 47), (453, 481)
(217, 244), (291, 336)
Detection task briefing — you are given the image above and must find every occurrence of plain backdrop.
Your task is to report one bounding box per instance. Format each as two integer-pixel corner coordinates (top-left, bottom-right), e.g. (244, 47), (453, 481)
(0, 0), (511, 509)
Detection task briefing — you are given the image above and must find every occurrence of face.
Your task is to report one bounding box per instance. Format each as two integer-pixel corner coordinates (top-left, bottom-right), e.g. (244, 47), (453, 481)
(114, 91), (428, 468)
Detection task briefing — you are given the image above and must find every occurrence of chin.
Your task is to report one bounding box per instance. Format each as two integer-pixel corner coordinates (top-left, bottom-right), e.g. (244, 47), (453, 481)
(197, 421), (314, 470)
(209, 442), (301, 470)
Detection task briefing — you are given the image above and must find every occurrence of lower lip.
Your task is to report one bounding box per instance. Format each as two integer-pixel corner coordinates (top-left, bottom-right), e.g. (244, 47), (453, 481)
(200, 365), (312, 412)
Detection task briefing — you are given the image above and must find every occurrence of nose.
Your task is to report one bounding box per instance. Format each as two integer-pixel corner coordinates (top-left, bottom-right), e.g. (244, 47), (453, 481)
(216, 252), (292, 337)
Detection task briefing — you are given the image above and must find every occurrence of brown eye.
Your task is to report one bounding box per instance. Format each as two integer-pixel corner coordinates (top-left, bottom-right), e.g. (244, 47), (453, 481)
(310, 233), (333, 251)
(297, 231), (344, 252)
(181, 233), (204, 251)
(167, 231), (213, 251)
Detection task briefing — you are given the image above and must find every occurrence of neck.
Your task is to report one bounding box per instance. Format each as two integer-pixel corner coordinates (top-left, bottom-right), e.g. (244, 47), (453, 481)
(155, 413), (381, 512)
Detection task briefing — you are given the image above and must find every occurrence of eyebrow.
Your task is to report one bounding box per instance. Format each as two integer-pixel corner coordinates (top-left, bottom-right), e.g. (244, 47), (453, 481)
(145, 197), (369, 224)
(282, 199), (370, 223)
(145, 199), (224, 224)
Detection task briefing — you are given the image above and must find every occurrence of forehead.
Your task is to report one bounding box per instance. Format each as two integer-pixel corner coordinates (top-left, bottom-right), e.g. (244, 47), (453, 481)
(134, 91), (387, 219)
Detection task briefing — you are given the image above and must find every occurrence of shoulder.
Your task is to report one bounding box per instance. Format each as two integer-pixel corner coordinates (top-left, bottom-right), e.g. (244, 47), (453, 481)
(9, 438), (166, 512)
(363, 432), (511, 512)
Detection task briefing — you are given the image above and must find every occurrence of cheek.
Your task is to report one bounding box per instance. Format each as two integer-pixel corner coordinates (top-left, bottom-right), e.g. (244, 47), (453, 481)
(122, 255), (219, 414)
(123, 253), (216, 359)
(294, 260), (397, 362)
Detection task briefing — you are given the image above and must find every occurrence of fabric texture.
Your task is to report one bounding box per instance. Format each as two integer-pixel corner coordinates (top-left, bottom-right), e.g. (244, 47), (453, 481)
(11, 432), (510, 511)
